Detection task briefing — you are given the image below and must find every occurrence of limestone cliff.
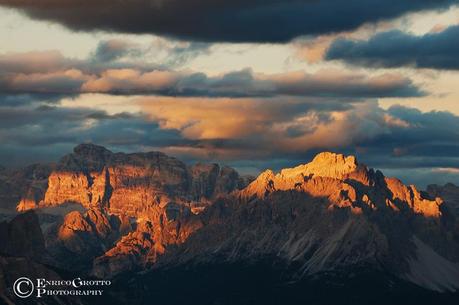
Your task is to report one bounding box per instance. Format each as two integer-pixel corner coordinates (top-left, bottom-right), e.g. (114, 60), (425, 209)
(24, 144), (245, 217)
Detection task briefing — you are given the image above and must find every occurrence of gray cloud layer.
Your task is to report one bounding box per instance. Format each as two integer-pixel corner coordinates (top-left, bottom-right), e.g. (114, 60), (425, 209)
(0, 50), (424, 99)
(326, 25), (459, 70)
(0, 0), (456, 42)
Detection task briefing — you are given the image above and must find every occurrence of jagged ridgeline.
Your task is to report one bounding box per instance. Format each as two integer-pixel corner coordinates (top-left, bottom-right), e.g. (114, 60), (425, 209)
(1, 144), (459, 304)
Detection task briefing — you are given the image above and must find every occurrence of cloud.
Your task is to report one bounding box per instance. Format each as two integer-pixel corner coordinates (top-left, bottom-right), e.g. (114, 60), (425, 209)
(0, 0), (455, 42)
(150, 38), (211, 67)
(0, 50), (78, 73)
(379, 168), (459, 189)
(0, 104), (134, 130)
(433, 167), (459, 174)
(91, 38), (211, 67)
(82, 68), (424, 98)
(0, 50), (424, 98)
(139, 97), (323, 141)
(92, 39), (141, 62)
(3, 69), (90, 94)
(0, 48), (162, 75)
(0, 93), (72, 106)
(135, 98), (398, 153)
(326, 25), (459, 70)
(265, 70), (423, 98)
(0, 103), (185, 166)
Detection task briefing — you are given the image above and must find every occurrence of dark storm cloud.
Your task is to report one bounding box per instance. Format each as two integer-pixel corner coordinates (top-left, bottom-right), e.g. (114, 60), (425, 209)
(326, 25), (459, 70)
(0, 0), (456, 42)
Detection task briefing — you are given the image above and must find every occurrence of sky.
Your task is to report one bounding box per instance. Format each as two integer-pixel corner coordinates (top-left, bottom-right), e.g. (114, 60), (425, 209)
(0, 0), (459, 188)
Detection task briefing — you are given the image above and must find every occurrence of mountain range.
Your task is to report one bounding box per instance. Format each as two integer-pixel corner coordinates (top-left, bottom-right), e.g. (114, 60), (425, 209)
(1, 144), (458, 305)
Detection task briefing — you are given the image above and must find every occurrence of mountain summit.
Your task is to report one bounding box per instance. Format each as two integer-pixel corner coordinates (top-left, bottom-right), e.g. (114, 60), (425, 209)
(242, 152), (441, 218)
(281, 151), (361, 179)
(243, 151), (367, 197)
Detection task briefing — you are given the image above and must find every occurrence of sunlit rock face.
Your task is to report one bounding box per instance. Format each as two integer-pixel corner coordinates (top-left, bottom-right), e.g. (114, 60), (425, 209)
(92, 221), (156, 278)
(43, 144), (175, 211)
(35, 144), (245, 216)
(92, 203), (204, 277)
(48, 207), (133, 267)
(279, 152), (363, 181)
(384, 178), (443, 218)
(241, 152), (442, 218)
(16, 144), (246, 274)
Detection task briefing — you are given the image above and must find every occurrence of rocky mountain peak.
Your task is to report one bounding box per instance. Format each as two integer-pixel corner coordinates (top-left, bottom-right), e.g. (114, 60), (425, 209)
(54, 143), (114, 173)
(241, 169), (276, 198)
(240, 152), (443, 218)
(73, 143), (113, 162)
(279, 152), (361, 180)
(242, 152), (366, 198)
(311, 151), (358, 171)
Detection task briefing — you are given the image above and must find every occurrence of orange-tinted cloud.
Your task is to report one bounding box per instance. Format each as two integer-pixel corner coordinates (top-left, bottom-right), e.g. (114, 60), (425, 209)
(137, 97), (399, 158)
